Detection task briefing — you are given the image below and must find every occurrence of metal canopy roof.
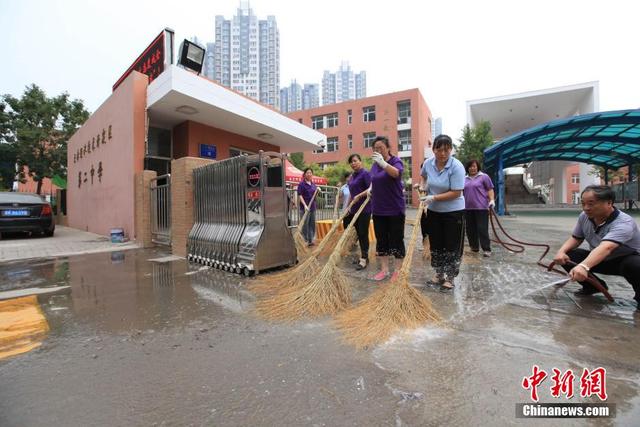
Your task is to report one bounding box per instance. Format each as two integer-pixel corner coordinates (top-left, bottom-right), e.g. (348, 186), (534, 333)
(483, 109), (640, 171)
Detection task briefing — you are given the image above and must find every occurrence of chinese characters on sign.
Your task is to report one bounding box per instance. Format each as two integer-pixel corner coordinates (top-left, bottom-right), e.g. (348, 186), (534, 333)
(73, 125), (112, 163)
(76, 124), (110, 188)
(522, 366), (607, 402)
(112, 31), (165, 92)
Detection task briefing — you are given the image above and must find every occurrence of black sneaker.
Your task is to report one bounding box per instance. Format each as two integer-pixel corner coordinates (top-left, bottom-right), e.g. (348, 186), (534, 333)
(355, 258), (368, 270)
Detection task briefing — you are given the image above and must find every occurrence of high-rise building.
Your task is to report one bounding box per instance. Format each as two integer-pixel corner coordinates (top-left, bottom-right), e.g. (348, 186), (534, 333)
(280, 81), (320, 113)
(203, 42), (215, 80)
(432, 117), (442, 140)
(211, 3), (280, 109)
(321, 61), (366, 105)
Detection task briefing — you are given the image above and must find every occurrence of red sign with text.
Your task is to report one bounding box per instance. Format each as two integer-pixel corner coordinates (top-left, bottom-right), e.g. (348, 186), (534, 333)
(113, 31), (165, 91)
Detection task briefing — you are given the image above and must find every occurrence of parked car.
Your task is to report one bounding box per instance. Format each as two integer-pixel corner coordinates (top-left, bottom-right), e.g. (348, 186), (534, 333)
(0, 192), (55, 237)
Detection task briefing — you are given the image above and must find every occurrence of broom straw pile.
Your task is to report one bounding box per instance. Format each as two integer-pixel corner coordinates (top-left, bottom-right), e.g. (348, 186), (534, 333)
(335, 201), (441, 349)
(249, 196), (362, 296)
(254, 195), (371, 321)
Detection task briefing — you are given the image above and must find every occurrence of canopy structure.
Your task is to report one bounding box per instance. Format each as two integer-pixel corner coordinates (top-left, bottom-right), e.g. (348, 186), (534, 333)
(284, 160), (328, 185)
(483, 109), (640, 214)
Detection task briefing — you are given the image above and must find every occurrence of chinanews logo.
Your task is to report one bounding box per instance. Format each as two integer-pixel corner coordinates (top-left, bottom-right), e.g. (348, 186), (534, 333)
(248, 167), (260, 187)
(516, 365), (614, 419)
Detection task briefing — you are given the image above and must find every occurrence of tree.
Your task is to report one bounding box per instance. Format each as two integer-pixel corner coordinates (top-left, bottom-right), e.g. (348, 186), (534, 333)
(1, 85), (89, 194)
(289, 152), (306, 170)
(0, 102), (17, 190)
(456, 120), (494, 166)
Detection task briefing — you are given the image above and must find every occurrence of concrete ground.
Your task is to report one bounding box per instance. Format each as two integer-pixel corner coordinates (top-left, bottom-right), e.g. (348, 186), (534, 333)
(0, 226), (139, 262)
(0, 212), (638, 426)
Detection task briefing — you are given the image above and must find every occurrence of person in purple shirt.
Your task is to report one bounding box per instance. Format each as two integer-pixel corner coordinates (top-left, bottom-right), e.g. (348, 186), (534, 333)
(369, 136), (406, 281)
(344, 154), (372, 270)
(463, 159), (495, 257)
(297, 168), (318, 246)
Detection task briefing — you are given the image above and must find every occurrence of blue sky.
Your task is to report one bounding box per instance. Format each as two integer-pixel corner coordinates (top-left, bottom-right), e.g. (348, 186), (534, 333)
(1, 0), (638, 138)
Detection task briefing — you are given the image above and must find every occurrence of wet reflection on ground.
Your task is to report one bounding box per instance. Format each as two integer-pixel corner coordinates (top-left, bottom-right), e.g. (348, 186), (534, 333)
(0, 213), (638, 425)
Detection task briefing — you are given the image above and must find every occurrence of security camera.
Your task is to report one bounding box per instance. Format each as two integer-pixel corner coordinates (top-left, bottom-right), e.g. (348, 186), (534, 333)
(317, 140), (327, 148)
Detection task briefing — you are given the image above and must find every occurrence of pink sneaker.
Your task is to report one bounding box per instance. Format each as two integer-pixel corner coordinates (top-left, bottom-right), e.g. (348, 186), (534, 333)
(372, 270), (390, 281)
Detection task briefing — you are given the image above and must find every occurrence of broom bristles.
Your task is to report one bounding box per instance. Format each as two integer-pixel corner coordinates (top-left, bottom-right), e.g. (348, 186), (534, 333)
(334, 202), (442, 348)
(255, 196), (371, 321)
(249, 197), (367, 296)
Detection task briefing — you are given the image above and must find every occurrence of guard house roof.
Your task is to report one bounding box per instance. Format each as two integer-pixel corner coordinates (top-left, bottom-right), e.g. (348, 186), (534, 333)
(146, 66), (326, 152)
(483, 109), (640, 171)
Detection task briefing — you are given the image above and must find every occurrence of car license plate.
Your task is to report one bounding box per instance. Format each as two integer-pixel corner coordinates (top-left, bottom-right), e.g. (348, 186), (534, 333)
(2, 209), (30, 217)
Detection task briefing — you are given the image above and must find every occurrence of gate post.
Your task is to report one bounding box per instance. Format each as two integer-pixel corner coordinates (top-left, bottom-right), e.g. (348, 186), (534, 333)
(171, 157), (215, 257)
(135, 170), (157, 247)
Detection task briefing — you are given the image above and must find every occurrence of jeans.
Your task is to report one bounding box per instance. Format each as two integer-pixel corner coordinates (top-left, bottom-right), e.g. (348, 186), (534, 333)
(302, 209), (316, 244)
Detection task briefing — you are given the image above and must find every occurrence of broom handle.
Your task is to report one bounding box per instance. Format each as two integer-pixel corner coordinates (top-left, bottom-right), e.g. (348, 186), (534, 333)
(314, 195), (365, 254)
(332, 186), (341, 223)
(296, 187), (320, 233)
(399, 201), (426, 276)
(327, 194), (371, 264)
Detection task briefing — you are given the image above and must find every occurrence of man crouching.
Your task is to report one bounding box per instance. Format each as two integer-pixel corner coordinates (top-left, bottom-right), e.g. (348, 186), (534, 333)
(553, 185), (640, 310)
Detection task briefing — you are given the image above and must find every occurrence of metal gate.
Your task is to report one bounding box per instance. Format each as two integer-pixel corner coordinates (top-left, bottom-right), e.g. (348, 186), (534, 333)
(150, 174), (171, 245)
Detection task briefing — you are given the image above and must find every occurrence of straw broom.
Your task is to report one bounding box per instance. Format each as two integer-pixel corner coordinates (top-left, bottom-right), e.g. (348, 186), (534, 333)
(249, 196), (364, 296)
(334, 201), (441, 349)
(254, 195), (371, 321)
(293, 187), (320, 259)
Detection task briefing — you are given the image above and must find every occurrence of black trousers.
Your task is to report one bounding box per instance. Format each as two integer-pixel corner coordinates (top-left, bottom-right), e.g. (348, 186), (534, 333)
(343, 212), (371, 259)
(425, 209), (465, 279)
(562, 248), (640, 305)
(373, 214), (406, 258)
(465, 209), (491, 252)
(420, 211), (428, 239)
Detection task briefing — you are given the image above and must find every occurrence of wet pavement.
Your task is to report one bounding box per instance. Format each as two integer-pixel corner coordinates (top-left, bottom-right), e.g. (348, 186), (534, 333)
(0, 212), (639, 426)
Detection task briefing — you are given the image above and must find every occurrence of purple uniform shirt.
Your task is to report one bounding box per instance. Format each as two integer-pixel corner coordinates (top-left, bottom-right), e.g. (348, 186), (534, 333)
(348, 168), (372, 215)
(463, 172), (494, 210)
(370, 155), (405, 216)
(297, 180), (317, 211)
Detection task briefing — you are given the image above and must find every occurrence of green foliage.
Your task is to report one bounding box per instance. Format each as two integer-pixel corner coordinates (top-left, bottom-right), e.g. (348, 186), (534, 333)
(320, 162), (352, 186)
(0, 142), (17, 190)
(456, 120), (494, 167)
(1, 84), (89, 194)
(289, 152), (305, 170)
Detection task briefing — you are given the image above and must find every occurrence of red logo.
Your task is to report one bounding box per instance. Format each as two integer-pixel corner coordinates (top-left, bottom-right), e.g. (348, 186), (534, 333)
(522, 366), (607, 402)
(248, 167), (260, 187)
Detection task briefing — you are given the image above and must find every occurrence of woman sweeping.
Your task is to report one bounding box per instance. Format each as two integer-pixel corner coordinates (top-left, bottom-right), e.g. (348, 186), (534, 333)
(297, 168), (318, 246)
(344, 154), (372, 270)
(370, 136), (406, 281)
(419, 134), (466, 290)
(463, 159), (495, 257)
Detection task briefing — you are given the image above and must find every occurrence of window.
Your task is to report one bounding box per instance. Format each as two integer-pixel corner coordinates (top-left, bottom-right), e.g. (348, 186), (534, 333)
(318, 162), (337, 170)
(326, 113), (338, 128)
(397, 101), (411, 124)
(398, 130), (412, 152)
(363, 106), (376, 122)
(326, 137), (339, 152)
(229, 147), (256, 157)
(571, 174), (580, 184)
(347, 109), (352, 124)
(312, 115), (324, 130)
(348, 135), (353, 150)
(363, 132), (377, 148)
(311, 113), (338, 129)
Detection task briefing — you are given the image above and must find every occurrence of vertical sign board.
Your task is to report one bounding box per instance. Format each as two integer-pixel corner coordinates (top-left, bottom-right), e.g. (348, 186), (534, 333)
(113, 28), (174, 92)
(199, 144), (217, 159)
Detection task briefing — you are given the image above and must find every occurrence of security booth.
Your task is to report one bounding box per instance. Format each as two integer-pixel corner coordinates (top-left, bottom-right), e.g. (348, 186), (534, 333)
(67, 29), (325, 249)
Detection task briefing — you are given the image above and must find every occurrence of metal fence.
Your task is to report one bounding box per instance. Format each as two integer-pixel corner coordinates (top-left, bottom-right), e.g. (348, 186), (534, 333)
(150, 174), (171, 246)
(612, 181), (638, 203)
(286, 184), (340, 227)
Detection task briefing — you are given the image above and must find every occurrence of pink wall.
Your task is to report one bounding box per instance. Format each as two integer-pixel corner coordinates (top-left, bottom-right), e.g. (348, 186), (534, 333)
(565, 164), (580, 204)
(67, 72), (148, 238)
